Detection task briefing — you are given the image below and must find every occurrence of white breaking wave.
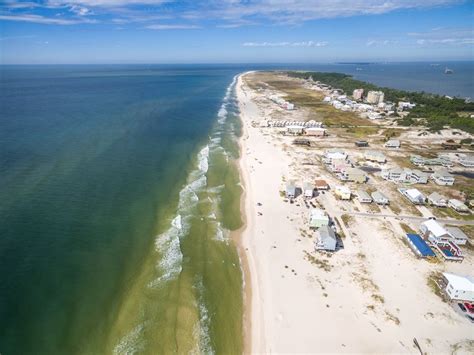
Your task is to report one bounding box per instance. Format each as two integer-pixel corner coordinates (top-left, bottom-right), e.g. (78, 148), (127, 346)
(217, 74), (238, 125)
(198, 145), (209, 173)
(113, 323), (146, 355)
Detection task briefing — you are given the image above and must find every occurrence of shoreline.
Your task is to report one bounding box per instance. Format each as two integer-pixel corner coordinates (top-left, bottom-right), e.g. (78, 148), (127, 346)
(233, 71), (258, 354)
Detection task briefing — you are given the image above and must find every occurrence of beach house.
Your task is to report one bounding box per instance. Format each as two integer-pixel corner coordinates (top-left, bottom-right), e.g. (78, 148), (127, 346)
(286, 181), (296, 199)
(356, 189), (372, 203)
(303, 182), (315, 199)
(305, 127), (326, 136)
(427, 192), (448, 207)
(459, 156), (474, 168)
(339, 167), (367, 183)
(323, 149), (347, 164)
(315, 225), (337, 252)
(309, 208), (330, 229)
(431, 170), (455, 186)
(445, 227), (469, 246)
(364, 150), (386, 163)
(382, 168), (428, 184)
(355, 140), (369, 147)
(399, 188), (425, 205)
(314, 179), (329, 190)
(448, 199), (470, 213)
(286, 125), (304, 135)
(385, 139), (401, 148)
(442, 273), (474, 302)
(420, 220), (451, 243)
(335, 185), (351, 200)
(372, 191), (389, 205)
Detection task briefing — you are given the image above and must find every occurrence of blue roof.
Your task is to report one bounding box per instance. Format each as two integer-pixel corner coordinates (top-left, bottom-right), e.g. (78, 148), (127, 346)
(406, 234), (436, 257)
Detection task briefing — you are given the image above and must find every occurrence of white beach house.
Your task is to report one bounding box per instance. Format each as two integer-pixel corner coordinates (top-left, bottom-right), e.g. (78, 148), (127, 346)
(315, 225), (337, 252)
(384, 139), (401, 148)
(364, 150), (386, 163)
(335, 185), (351, 200)
(399, 188), (425, 205)
(431, 170), (455, 186)
(448, 199), (470, 213)
(303, 182), (315, 199)
(356, 189), (372, 203)
(371, 191), (389, 205)
(442, 273), (474, 302)
(309, 208), (330, 229)
(427, 192), (448, 207)
(286, 181), (296, 199)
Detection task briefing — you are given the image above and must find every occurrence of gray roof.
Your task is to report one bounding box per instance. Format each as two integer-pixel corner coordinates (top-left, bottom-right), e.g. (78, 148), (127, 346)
(446, 227), (469, 241)
(372, 191), (388, 201)
(318, 225), (337, 244)
(428, 192), (447, 202)
(357, 189), (371, 200)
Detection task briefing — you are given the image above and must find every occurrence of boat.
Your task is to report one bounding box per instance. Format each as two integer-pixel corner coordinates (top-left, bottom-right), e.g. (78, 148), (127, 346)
(444, 67), (454, 74)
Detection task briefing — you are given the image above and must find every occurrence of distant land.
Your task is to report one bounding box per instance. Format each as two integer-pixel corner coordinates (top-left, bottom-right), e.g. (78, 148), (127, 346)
(287, 71), (474, 134)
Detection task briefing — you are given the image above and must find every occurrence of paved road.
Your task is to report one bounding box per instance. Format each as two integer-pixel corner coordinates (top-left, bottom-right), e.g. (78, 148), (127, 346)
(347, 211), (474, 226)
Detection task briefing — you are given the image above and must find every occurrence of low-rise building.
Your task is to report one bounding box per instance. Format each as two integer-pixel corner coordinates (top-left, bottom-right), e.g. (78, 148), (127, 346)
(315, 225), (337, 252)
(286, 125), (304, 135)
(420, 220), (451, 244)
(445, 227), (469, 246)
(385, 139), (401, 148)
(323, 149), (347, 163)
(372, 191), (389, 205)
(305, 127), (326, 136)
(448, 199), (470, 213)
(356, 189), (372, 203)
(309, 208), (330, 229)
(442, 273), (474, 302)
(399, 188), (425, 205)
(364, 150), (386, 163)
(355, 140), (369, 147)
(459, 156), (474, 168)
(286, 181), (296, 199)
(431, 170), (455, 186)
(381, 168), (428, 184)
(339, 167), (367, 183)
(303, 182), (314, 199)
(314, 179), (329, 190)
(335, 185), (351, 200)
(427, 192), (448, 207)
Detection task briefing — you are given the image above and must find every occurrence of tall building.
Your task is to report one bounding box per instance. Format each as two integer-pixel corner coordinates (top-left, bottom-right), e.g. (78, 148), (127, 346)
(352, 88), (364, 100)
(366, 90), (385, 104)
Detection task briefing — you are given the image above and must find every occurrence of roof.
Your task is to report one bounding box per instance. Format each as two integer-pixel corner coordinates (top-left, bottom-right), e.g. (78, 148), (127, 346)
(428, 192), (446, 202)
(318, 225), (336, 242)
(442, 273), (474, 292)
(449, 199), (468, 208)
(335, 185), (351, 194)
(446, 226), (469, 241)
(372, 191), (388, 201)
(314, 179), (328, 187)
(406, 234), (436, 257)
(406, 188), (424, 200)
(421, 220), (448, 238)
(357, 189), (371, 200)
(310, 208), (328, 219)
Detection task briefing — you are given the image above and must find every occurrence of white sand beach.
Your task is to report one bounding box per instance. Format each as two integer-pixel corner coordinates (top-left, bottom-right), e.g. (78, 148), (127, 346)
(237, 72), (474, 354)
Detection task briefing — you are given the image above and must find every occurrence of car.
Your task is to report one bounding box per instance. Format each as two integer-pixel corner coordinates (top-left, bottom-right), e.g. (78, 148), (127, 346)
(464, 303), (474, 314)
(458, 303), (467, 312)
(428, 216), (437, 220)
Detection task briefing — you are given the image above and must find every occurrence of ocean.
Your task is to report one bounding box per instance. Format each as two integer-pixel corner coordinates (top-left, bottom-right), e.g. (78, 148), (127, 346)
(0, 62), (472, 354)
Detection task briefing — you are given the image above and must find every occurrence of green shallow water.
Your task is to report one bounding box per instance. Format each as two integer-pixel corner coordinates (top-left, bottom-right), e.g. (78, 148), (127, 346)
(0, 65), (244, 354)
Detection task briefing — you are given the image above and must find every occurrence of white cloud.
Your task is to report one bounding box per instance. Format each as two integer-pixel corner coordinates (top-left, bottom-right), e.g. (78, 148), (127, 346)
(366, 39), (398, 47)
(242, 41), (328, 47)
(409, 26), (474, 46)
(0, 13), (96, 24)
(146, 24), (201, 30)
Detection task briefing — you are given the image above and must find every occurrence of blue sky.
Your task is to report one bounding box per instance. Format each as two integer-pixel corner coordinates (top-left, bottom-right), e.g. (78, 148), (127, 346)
(0, 0), (473, 64)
